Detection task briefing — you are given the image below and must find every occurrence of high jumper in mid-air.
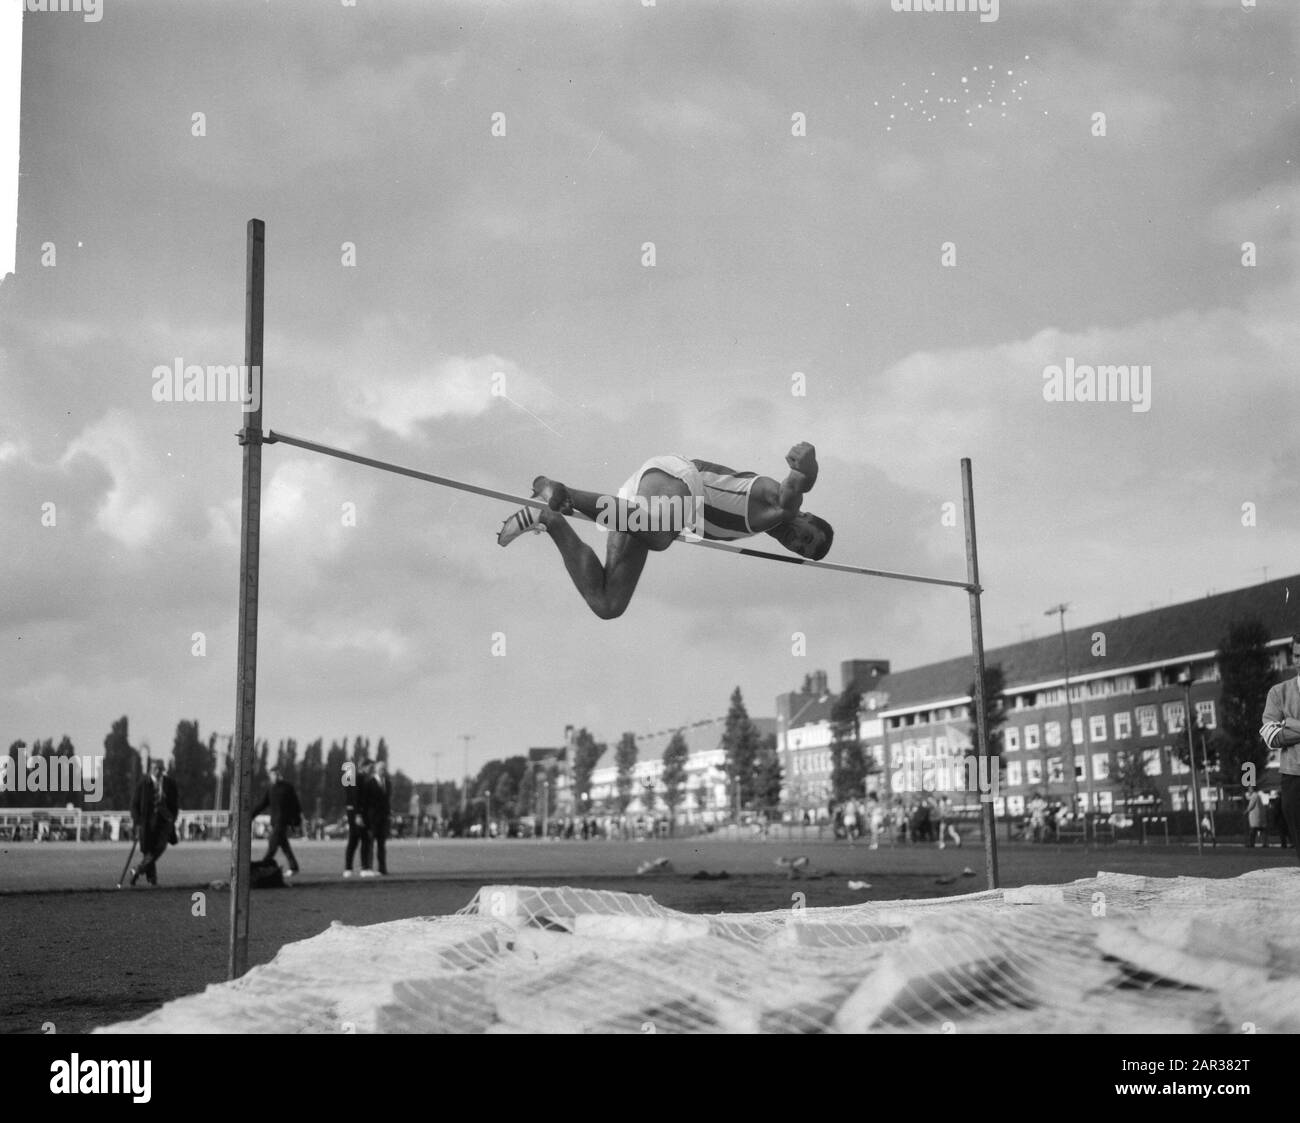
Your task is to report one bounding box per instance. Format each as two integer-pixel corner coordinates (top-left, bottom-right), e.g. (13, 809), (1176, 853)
(497, 442), (832, 619)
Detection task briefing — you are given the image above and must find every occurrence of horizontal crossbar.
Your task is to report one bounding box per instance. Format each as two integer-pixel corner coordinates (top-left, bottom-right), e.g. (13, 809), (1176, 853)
(265, 429), (974, 591)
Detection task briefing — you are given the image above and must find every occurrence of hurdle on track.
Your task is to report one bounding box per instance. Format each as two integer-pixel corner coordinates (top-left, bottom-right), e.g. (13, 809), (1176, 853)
(229, 219), (998, 979)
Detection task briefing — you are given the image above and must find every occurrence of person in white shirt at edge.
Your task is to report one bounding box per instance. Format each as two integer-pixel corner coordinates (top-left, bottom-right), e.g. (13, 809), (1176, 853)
(1259, 636), (1300, 865)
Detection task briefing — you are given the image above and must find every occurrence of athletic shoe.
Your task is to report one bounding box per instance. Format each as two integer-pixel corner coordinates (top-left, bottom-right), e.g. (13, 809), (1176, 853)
(531, 476), (574, 514)
(342, 870), (353, 879)
(360, 869), (378, 879)
(128, 866), (139, 886)
(285, 868), (297, 880)
(497, 506), (546, 546)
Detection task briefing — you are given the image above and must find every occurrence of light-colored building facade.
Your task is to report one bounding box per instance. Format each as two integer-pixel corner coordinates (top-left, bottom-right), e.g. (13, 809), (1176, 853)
(777, 576), (1295, 819)
(554, 716), (777, 824)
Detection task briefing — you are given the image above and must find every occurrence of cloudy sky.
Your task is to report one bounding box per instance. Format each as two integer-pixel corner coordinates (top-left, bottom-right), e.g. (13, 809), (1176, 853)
(1, 0), (1296, 787)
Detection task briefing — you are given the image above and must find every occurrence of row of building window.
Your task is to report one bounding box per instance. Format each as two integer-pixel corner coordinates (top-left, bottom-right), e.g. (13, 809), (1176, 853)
(888, 747), (1181, 791)
(883, 659), (1241, 731)
(995, 787), (1215, 815)
(1005, 701), (1215, 751)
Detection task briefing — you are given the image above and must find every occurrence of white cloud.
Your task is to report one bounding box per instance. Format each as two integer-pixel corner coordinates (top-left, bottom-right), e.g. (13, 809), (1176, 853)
(342, 351), (556, 439)
(60, 411), (166, 549)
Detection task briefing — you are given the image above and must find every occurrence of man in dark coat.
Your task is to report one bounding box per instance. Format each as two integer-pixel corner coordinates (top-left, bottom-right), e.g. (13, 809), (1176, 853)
(344, 759), (374, 878)
(363, 760), (393, 876)
(251, 766), (303, 878)
(129, 758), (180, 887)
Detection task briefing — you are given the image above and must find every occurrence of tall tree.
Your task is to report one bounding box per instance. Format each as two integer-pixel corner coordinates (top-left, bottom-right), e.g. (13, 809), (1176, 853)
(256, 739), (270, 790)
(1112, 748), (1150, 811)
(693, 781), (711, 815)
(474, 759), (508, 803)
(753, 732), (784, 813)
(53, 736), (78, 808)
(614, 732), (638, 813)
(31, 738), (56, 807)
(661, 730), (689, 831)
(830, 686), (867, 802)
(720, 687), (760, 816)
(493, 771), (518, 820)
(375, 737), (390, 765)
(517, 764), (536, 817)
(570, 728), (606, 814)
(276, 738), (299, 788)
(1213, 618), (1274, 792)
(324, 740), (348, 820)
(501, 755), (529, 789)
(102, 716), (140, 810)
(965, 664), (1008, 758)
(218, 737), (235, 812)
(172, 720), (213, 811)
(1, 741), (18, 808)
(299, 738), (325, 820)
(391, 769), (414, 820)
(203, 732), (220, 812)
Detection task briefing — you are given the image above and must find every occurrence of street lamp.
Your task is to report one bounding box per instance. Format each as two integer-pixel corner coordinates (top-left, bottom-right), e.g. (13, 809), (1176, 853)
(460, 734), (473, 814)
(1179, 668), (1205, 857)
(1044, 605), (1075, 806)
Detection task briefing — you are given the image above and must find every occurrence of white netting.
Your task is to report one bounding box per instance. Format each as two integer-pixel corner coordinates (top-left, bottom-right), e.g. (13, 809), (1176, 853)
(96, 869), (1300, 1034)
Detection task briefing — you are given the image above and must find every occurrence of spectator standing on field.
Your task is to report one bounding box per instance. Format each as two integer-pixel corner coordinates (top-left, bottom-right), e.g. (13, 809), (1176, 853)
(250, 766), (303, 879)
(912, 796), (933, 843)
(1260, 636), (1300, 865)
(1266, 791), (1291, 849)
(1245, 787), (1266, 848)
(129, 759), (180, 887)
(1028, 793), (1048, 843)
(1200, 810), (1217, 847)
(893, 798), (910, 845)
(364, 759), (393, 876)
(842, 800), (858, 843)
(343, 759), (374, 878)
(867, 793), (884, 850)
(937, 795), (962, 849)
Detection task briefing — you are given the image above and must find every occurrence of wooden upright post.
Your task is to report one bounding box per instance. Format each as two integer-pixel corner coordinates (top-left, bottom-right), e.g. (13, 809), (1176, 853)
(229, 219), (265, 979)
(962, 458), (999, 890)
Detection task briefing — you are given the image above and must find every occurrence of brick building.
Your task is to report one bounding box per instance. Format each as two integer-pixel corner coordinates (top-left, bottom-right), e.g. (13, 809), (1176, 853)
(779, 576), (1296, 819)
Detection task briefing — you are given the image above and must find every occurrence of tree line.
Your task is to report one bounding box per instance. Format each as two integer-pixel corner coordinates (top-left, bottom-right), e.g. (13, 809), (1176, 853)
(8, 617), (1277, 819)
(463, 686), (784, 829)
(1, 717), (438, 820)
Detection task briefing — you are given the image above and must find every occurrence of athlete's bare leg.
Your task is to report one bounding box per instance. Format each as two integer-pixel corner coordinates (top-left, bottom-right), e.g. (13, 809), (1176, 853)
(537, 514), (650, 619)
(535, 469), (687, 619)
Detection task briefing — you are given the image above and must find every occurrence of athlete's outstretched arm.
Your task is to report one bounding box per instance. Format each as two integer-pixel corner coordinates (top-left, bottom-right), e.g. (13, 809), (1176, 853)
(778, 441), (818, 515)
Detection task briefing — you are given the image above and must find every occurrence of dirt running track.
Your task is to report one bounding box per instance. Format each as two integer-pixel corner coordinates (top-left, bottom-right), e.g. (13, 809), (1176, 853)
(1, 838), (1292, 1033)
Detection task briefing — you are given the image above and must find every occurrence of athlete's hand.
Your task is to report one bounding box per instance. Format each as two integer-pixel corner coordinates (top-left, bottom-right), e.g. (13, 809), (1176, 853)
(786, 442), (818, 479)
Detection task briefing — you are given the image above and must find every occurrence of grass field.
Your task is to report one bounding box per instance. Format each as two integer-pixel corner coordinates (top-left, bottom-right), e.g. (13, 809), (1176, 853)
(1, 836), (1294, 1034)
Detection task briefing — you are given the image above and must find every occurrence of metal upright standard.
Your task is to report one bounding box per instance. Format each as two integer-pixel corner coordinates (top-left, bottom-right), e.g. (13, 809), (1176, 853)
(229, 219), (264, 979)
(962, 459), (998, 890)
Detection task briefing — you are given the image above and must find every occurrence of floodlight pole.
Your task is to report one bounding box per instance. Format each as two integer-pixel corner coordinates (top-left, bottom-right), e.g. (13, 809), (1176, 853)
(229, 218), (264, 979)
(962, 459), (998, 889)
(461, 734), (473, 815)
(1183, 672), (1204, 857)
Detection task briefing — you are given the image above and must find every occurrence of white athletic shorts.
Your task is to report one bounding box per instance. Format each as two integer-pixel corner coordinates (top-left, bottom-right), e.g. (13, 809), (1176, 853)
(616, 454), (704, 537)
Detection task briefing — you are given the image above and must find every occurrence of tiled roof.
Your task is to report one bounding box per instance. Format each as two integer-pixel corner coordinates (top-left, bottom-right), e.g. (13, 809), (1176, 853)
(529, 747), (567, 762)
(633, 715), (777, 759)
(874, 574), (1300, 710)
(786, 694), (838, 728)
